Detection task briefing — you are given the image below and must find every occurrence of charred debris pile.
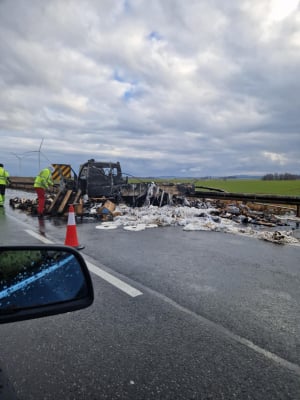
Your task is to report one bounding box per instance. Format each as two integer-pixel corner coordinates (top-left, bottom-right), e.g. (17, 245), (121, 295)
(9, 160), (299, 232)
(9, 183), (296, 230)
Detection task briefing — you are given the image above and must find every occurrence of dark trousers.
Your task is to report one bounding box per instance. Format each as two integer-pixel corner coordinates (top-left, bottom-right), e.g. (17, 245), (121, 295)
(0, 184), (6, 195)
(0, 184), (6, 205)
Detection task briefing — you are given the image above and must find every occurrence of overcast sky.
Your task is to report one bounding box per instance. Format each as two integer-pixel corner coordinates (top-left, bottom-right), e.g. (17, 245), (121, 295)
(1, 0), (300, 178)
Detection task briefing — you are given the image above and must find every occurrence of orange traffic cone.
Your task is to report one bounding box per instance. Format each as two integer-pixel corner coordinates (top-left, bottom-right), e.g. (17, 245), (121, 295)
(64, 205), (84, 250)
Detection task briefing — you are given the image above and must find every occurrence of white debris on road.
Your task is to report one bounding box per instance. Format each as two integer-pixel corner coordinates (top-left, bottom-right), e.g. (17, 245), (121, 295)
(6, 189), (300, 245)
(97, 204), (300, 246)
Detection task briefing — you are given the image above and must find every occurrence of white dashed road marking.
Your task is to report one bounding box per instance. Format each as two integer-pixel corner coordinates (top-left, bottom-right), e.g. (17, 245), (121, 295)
(25, 229), (143, 298)
(24, 227), (300, 375)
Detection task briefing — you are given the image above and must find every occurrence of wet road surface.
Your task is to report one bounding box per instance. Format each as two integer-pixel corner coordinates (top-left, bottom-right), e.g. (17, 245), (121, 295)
(0, 193), (300, 399)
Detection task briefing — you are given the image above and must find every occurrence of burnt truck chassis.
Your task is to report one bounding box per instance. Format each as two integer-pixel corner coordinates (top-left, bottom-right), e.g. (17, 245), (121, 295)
(77, 160), (127, 199)
(76, 159), (195, 207)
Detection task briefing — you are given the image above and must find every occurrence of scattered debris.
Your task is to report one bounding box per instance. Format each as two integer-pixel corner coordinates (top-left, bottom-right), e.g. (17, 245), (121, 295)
(96, 223), (118, 230)
(258, 230), (299, 245)
(8, 181), (300, 246)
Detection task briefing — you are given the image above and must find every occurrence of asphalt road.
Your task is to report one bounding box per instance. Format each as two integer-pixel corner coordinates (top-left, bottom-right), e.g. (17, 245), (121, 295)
(0, 195), (300, 399)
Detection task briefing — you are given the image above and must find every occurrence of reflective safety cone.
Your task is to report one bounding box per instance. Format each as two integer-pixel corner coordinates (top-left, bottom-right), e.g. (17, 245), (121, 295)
(64, 204), (85, 250)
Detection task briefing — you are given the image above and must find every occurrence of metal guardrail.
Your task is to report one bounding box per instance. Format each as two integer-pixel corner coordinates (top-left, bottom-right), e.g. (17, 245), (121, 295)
(9, 178), (34, 191)
(9, 178), (58, 194)
(193, 189), (300, 216)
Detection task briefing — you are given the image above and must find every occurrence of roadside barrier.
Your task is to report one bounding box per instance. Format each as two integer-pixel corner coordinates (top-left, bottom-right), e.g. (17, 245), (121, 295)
(64, 204), (84, 250)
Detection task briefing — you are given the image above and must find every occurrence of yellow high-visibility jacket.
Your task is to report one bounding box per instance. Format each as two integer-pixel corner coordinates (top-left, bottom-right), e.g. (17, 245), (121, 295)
(34, 168), (53, 189)
(0, 167), (10, 185)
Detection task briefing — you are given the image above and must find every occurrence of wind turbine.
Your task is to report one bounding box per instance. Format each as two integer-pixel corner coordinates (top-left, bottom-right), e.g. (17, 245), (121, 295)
(38, 138), (44, 171)
(11, 151), (40, 176)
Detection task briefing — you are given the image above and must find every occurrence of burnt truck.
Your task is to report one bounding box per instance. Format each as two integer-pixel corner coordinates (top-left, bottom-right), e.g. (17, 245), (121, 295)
(76, 159), (153, 206)
(52, 159), (148, 204)
(46, 159), (196, 216)
(75, 159), (195, 205)
(77, 159), (128, 198)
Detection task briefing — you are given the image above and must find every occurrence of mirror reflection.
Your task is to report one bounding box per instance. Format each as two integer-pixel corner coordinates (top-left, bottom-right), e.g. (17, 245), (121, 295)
(0, 249), (89, 311)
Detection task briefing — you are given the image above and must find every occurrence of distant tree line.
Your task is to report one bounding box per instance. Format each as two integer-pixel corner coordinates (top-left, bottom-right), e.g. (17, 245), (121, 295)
(262, 173), (300, 180)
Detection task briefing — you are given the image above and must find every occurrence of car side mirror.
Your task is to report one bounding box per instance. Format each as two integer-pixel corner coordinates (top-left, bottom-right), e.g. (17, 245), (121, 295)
(0, 245), (94, 323)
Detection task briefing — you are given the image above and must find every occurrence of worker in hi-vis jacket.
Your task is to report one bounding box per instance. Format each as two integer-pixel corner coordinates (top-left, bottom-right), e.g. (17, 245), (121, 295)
(0, 163), (11, 207)
(34, 166), (54, 217)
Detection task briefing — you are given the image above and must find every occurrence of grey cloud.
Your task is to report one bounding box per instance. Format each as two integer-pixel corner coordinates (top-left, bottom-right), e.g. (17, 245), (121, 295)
(1, 0), (300, 178)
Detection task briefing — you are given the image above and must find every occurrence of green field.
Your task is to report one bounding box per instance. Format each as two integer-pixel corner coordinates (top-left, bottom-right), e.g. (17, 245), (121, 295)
(129, 178), (300, 196)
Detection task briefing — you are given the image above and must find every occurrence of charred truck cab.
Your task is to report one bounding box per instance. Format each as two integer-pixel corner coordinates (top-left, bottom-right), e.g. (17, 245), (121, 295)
(77, 159), (128, 199)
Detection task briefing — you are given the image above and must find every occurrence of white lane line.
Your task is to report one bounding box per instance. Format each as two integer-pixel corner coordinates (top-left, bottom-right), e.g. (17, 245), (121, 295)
(140, 284), (300, 377)
(25, 229), (142, 298)
(25, 229), (53, 244)
(86, 261), (143, 298)
(23, 228), (298, 373)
